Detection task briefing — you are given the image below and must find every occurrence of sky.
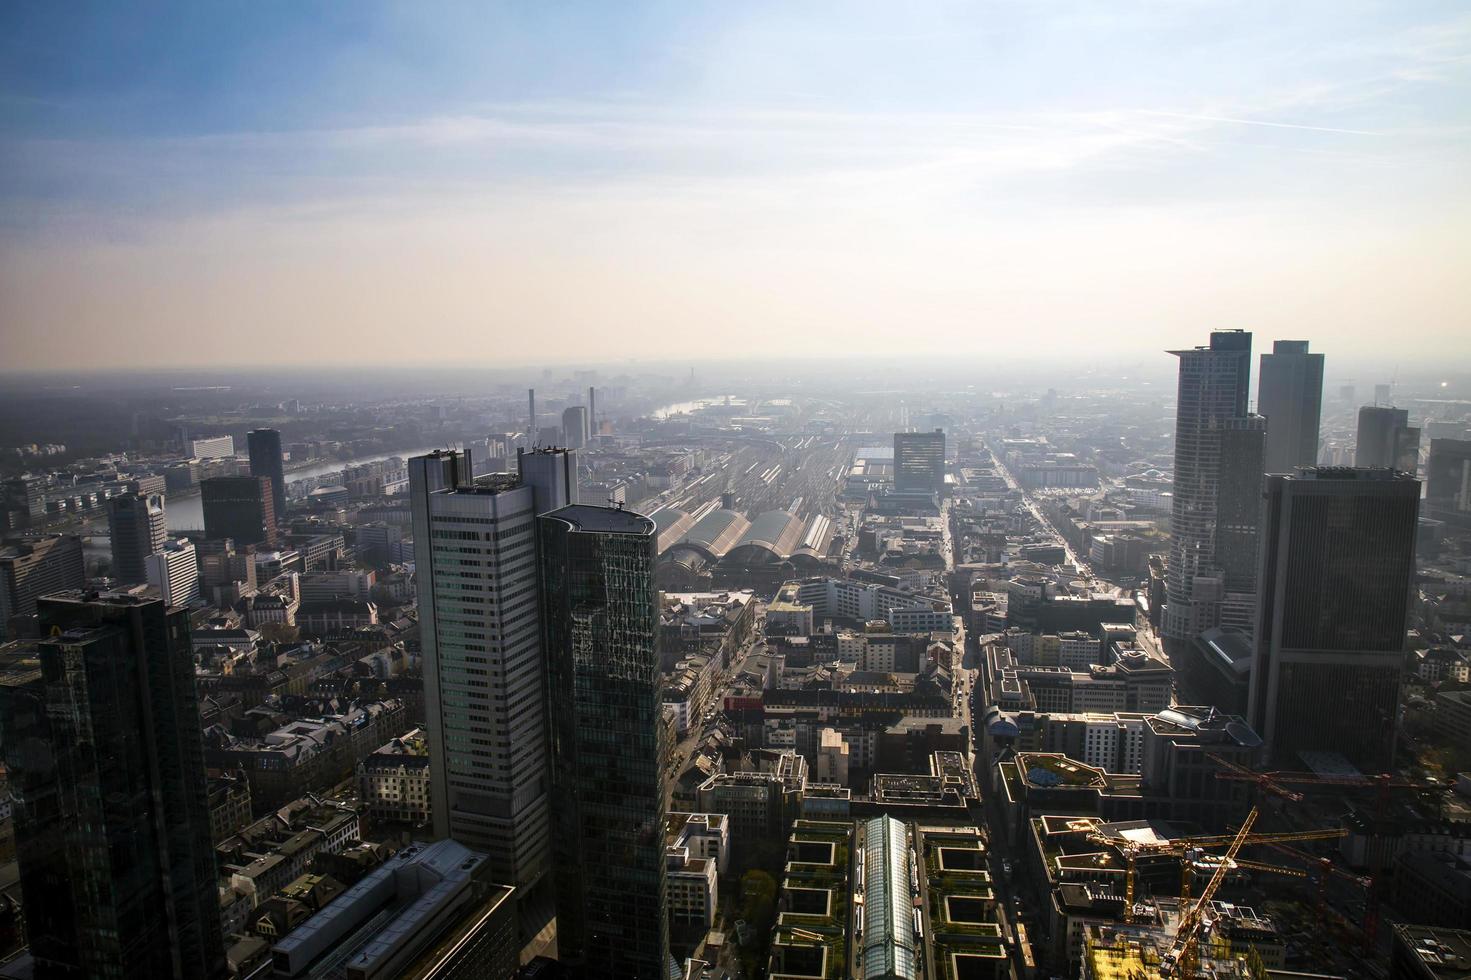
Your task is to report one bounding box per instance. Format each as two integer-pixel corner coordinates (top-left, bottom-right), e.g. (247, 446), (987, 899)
(1, 1), (1469, 372)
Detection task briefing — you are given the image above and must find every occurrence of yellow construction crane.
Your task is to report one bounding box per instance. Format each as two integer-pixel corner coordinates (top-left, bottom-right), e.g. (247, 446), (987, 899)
(1085, 819), (1345, 920)
(1161, 807), (1258, 978)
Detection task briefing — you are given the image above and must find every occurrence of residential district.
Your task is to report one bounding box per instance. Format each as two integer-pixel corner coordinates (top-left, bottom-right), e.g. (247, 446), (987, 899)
(1, 344), (1470, 979)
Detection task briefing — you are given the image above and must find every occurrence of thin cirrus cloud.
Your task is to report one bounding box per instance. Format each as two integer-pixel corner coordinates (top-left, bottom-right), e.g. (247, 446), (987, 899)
(0, 1), (1469, 371)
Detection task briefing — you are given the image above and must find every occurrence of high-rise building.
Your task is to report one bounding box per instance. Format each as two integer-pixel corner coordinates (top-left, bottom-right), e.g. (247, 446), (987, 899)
(1, 475), (46, 530)
(188, 435), (235, 459)
(1356, 406), (1420, 472)
(1248, 468), (1420, 771)
(247, 428), (287, 523)
(1256, 339), (1323, 475)
(1427, 438), (1471, 520)
(0, 591), (225, 978)
(107, 491), (168, 583)
(201, 475), (277, 547)
(409, 447), (576, 936)
(540, 504), (668, 976)
(893, 429), (946, 494)
(0, 533), (85, 640)
(1164, 330), (1254, 641)
(1214, 415), (1267, 633)
(562, 405), (590, 449)
(146, 537), (200, 606)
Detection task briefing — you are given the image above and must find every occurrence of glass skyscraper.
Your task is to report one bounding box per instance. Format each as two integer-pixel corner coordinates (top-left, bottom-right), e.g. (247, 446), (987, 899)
(539, 504), (669, 978)
(1164, 329), (1258, 641)
(1256, 339), (1324, 475)
(893, 429), (946, 494)
(1249, 468), (1420, 770)
(0, 591), (225, 979)
(409, 447), (576, 940)
(246, 428), (287, 524)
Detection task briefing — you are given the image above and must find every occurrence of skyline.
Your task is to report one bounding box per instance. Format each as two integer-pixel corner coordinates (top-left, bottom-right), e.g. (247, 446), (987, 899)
(3, 1), (1470, 370)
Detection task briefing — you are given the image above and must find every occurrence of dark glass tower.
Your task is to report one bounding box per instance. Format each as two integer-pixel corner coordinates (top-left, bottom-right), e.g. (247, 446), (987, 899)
(1249, 468), (1420, 771)
(106, 492), (167, 583)
(0, 591), (225, 979)
(1355, 406), (1420, 472)
(201, 475), (277, 547)
(246, 428), (287, 523)
(539, 505), (668, 977)
(1257, 339), (1324, 475)
(1427, 438), (1471, 520)
(893, 429), (945, 494)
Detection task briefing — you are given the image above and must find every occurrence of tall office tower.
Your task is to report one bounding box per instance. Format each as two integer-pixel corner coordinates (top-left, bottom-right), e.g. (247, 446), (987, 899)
(1257, 340), (1324, 475)
(561, 405), (590, 449)
(540, 504), (667, 977)
(528, 388), (536, 446)
(893, 429), (946, 494)
(1374, 383), (1392, 405)
(146, 537), (200, 606)
(1248, 469), (1419, 771)
(0, 592), (225, 978)
(201, 475), (277, 546)
(588, 386), (597, 434)
(409, 447), (577, 936)
(1213, 415), (1267, 632)
(1356, 406), (1421, 471)
(1164, 330), (1254, 641)
(106, 491), (168, 583)
(0, 534), (85, 640)
(1427, 438), (1471, 519)
(247, 428), (287, 522)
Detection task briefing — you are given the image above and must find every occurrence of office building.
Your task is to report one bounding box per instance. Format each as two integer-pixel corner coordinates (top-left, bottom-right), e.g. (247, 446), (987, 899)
(1257, 339), (1323, 475)
(107, 491), (168, 583)
(1249, 468), (1420, 770)
(1428, 438), (1471, 520)
(409, 447), (576, 934)
(189, 434), (234, 459)
(1214, 415), (1266, 632)
(268, 840), (517, 980)
(1357, 406), (1421, 471)
(1164, 329), (1254, 641)
(0, 534), (85, 640)
(894, 429), (945, 494)
(561, 405), (589, 449)
(247, 428), (288, 523)
(146, 537), (200, 606)
(0, 592), (224, 978)
(202, 475), (277, 547)
(540, 504), (668, 976)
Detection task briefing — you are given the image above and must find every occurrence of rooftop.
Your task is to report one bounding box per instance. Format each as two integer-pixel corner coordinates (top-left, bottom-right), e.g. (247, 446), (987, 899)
(1394, 924), (1471, 976)
(543, 503), (654, 535)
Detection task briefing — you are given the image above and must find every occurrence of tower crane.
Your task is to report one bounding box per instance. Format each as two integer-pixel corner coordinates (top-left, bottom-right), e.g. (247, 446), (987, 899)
(1085, 821), (1345, 921)
(1160, 807), (1258, 978)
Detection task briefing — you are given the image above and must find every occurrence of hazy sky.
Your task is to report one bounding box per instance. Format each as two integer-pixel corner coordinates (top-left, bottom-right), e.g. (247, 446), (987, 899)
(2, 1), (1469, 371)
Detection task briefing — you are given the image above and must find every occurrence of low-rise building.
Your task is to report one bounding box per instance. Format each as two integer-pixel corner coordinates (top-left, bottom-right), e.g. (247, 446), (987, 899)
(268, 839), (517, 980)
(356, 728), (430, 826)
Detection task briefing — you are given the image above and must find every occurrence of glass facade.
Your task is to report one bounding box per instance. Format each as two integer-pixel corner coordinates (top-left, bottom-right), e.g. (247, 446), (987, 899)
(893, 430), (945, 494)
(540, 505), (669, 977)
(0, 592), (225, 979)
(1251, 469), (1420, 770)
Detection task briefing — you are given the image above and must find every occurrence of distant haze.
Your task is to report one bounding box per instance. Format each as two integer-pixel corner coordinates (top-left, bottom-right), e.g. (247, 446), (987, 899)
(2, 2), (1469, 370)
